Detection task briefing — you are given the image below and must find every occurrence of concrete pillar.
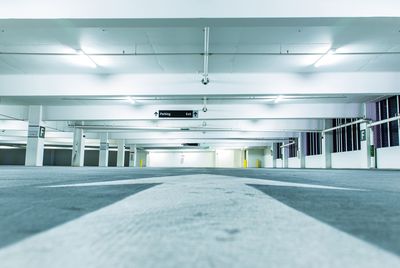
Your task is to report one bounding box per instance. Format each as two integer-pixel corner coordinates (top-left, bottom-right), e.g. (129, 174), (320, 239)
(322, 120), (333, 169)
(360, 122), (374, 168)
(298, 133), (306, 168)
(282, 141), (289, 168)
(264, 147), (273, 168)
(369, 127), (376, 169)
(99, 133), (109, 167)
(25, 106), (45, 166)
(129, 145), (137, 167)
(71, 128), (85, 167)
(117, 140), (125, 167)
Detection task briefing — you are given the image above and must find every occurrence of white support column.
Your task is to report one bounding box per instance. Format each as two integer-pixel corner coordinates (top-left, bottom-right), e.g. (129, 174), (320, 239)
(99, 133), (109, 167)
(264, 147), (273, 168)
(298, 133), (306, 168)
(129, 145), (137, 167)
(117, 140), (125, 167)
(282, 141), (289, 168)
(71, 128), (85, 167)
(360, 122), (373, 168)
(25, 106), (45, 167)
(322, 120), (333, 169)
(369, 127), (376, 169)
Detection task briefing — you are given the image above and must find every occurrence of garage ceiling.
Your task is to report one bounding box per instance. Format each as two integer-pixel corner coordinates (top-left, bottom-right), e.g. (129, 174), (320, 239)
(1, 18), (400, 74)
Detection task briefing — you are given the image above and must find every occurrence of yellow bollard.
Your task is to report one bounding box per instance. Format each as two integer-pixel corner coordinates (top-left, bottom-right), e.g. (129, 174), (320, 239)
(256, 159), (261, 168)
(243, 159), (248, 168)
(140, 159), (143, 168)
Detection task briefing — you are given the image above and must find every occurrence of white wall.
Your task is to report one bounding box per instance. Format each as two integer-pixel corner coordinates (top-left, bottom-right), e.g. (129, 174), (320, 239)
(247, 149), (265, 168)
(147, 150), (215, 168)
(263, 148), (274, 168)
(377, 146), (400, 169)
(305, 155), (324, 168)
(215, 149), (242, 168)
(276, 159), (283, 168)
(331, 151), (364, 169)
(288, 157), (301, 168)
(265, 155), (274, 168)
(267, 146), (400, 170)
(137, 150), (148, 167)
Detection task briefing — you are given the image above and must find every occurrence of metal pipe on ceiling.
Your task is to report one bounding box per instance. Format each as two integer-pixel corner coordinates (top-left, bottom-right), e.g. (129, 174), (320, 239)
(202, 27), (210, 84)
(61, 95), (348, 102)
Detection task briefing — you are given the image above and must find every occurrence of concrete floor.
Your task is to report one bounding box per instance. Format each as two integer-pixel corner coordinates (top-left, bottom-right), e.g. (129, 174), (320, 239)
(0, 167), (400, 267)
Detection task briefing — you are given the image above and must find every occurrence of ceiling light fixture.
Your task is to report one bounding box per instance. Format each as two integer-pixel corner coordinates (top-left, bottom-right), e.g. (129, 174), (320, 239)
(126, 97), (136, 104)
(314, 48), (336, 68)
(76, 49), (97, 68)
(274, 95), (284, 103)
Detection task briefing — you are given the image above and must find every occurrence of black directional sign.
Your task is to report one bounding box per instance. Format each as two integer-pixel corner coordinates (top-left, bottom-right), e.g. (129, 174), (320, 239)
(157, 110), (198, 118)
(39, 126), (46, 139)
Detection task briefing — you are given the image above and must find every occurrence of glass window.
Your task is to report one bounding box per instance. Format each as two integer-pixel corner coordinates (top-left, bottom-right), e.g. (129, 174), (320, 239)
(341, 119), (346, 152)
(352, 123), (357, 151)
(332, 119), (337, 153)
(375, 102), (382, 148)
(331, 118), (361, 152)
(388, 96), (399, 147)
(381, 100), (389, 147)
(306, 132), (321, 156)
(288, 138), (298, 158)
(275, 143), (283, 159)
(346, 119), (352, 151)
(357, 123), (361, 150)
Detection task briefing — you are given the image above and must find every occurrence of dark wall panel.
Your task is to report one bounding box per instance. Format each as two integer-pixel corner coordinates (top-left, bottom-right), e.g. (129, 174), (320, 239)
(84, 150), (99, 166)
(108, 151), (117, 167)
(0, 149), (129, 167)
(43, 149), (72, 166)
(125, 151), (130, 167)
(0, 149), (26, 165)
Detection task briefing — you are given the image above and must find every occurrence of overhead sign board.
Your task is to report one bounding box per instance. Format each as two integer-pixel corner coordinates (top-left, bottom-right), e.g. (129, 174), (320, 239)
(155, 110), (198, 118)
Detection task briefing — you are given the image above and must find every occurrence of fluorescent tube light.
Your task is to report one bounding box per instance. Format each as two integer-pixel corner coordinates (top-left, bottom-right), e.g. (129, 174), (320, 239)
(76, 49), (97, 68)
(274, 95), (284, 103)
(126, 97), (136, 104)
(314, 49), (336, 68)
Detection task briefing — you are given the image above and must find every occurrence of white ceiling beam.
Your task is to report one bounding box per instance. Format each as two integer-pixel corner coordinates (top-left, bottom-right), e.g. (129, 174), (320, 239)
(43, 103), (362, 121)
(78, 119), (323, 132)
(108, 131), (298, 140)
(1, 0), (399, 19)
(0, 118), (323, 131)
(0, 105), (28, 120)
(0, 73), (399, 96)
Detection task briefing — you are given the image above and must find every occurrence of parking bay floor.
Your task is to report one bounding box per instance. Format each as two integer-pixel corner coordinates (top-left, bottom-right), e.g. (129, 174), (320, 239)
(0, 167), (399, 267)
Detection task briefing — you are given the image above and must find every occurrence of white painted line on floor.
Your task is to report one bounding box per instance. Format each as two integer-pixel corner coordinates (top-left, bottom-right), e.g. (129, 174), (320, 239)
(41, 174), (367, 191)
(2, 175), (392, 268)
